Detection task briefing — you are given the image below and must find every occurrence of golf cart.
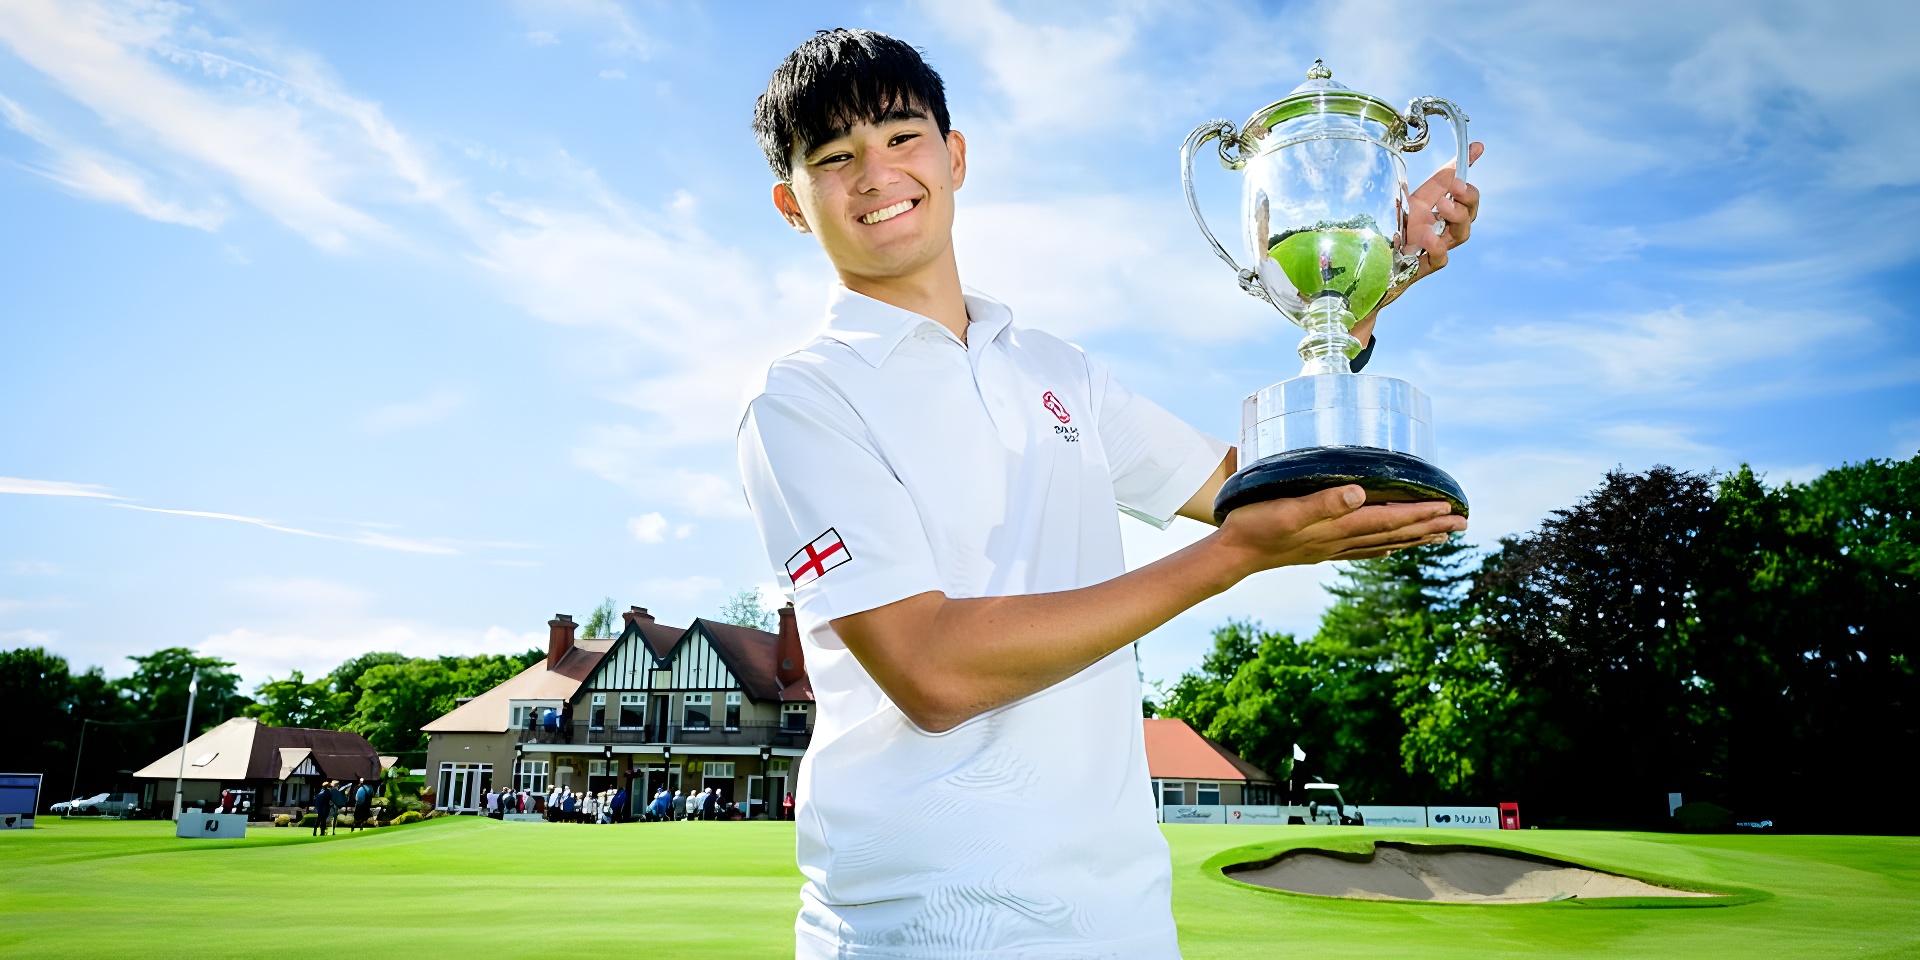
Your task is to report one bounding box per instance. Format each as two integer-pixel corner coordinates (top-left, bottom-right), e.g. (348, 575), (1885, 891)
(1282, 782), (1362, 825)
(51, 792), (139, 818)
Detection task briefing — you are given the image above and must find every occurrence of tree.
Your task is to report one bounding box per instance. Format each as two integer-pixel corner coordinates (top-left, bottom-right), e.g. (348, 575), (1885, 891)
(581, 598), (618, 639)
(718, 588), (777, 631)
(1471, 466), (1719, 824)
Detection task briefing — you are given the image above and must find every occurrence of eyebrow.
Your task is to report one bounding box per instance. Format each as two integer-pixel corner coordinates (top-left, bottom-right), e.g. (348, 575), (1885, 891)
(804, 106), (932, 161)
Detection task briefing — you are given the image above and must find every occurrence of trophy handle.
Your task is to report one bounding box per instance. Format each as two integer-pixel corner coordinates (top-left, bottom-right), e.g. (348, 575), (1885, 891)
(1402, 97), (1471, 238)
(1181, 120), (1270, 303)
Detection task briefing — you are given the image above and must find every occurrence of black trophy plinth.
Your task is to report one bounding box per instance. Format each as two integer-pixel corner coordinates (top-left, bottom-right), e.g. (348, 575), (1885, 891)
(1213, 446), (1468, 523)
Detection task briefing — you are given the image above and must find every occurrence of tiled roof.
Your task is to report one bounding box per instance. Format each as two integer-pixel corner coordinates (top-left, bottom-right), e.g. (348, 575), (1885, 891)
(1142, 718), (1273, 782)
(132, 717), (382, 782)
(693, 619), (784, 701)
(420, 639), (613, 733)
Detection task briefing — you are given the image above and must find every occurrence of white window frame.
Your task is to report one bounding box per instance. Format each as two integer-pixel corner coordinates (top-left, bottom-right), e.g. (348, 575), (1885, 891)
(683, 692), (713, 729)
(781, 702), (810, 731)
(702, 762), (735, 779)
(724, 691), (742, 730)
(589, 692), (607, 729)
(618, 692), (645, 729)
(513, 760), (549, 793)
(1197, 782), (1222, 806)
(1161, 780), (1185, 807)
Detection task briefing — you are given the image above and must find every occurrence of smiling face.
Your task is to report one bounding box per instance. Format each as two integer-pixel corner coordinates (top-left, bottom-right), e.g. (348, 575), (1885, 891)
(773, 112), (967, 286)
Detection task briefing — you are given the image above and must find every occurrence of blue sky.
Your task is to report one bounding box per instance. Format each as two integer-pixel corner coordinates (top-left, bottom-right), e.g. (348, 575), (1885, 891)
(2, 0), (1915, 692)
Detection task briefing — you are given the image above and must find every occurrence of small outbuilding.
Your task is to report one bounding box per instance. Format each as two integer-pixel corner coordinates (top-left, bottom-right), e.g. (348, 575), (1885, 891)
(1144, 717), (1279, 809)
(131, 716), (386, 818)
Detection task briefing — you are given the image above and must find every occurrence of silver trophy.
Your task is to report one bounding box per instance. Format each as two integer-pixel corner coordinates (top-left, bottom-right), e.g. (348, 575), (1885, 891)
(1183, 60), (1470, 520)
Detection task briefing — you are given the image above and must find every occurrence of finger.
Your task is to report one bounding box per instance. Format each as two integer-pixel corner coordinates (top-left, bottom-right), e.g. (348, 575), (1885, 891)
(1314, 500), (1456, 539)
(1257, 484), (1367, 531)
(1466, 141), (1484, 167)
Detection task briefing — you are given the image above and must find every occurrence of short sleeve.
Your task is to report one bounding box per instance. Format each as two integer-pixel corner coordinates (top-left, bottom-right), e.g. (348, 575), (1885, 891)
(1089, 360), (1231, 529)
(738, 391), (945, 628)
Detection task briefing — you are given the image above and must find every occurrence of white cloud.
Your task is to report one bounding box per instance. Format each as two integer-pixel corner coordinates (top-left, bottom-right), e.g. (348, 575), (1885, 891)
(115, 504), (460, 554)
(636, 574), (722, 603)
(0, 477), (122, 499)
(0, 627), (57, 646)
(526, 30), (559, 46)
(598, 68), (626, 80)
(573, 425), (751, 516)
(514, 0), (646, 58)
(627, 512), (668, 543)
(362, 389), (469, 433)
(0, 0), (452, 249)
(201, 622), (543, 687)
(6, 561), (64, 575)
(0, 93), (224, 229)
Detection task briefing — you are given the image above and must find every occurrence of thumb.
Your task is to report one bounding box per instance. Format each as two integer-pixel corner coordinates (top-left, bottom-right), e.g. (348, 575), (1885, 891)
(1308, 484), (1367, 522)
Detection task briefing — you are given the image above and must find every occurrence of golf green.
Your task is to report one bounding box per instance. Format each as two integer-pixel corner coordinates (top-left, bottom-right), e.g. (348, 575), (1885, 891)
(2, 818), (1915, 958)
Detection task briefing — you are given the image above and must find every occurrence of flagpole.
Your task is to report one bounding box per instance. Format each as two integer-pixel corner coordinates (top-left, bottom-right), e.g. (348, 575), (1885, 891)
(172, 670), (199, 822)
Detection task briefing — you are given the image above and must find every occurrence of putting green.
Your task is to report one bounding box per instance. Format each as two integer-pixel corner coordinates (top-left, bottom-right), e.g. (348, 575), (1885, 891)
(2, 818), (1916, 958)
(1268, 223), (1392, 318)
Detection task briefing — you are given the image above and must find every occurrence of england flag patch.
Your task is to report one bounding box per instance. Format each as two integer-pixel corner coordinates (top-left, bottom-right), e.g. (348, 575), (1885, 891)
(786, 528), (851, 587)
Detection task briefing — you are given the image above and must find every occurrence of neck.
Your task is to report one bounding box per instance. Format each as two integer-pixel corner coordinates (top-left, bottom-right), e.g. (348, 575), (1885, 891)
(838, 244), (969, 342)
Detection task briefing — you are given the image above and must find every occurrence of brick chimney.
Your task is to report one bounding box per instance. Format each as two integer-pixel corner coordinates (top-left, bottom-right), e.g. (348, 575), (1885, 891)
(547, 614), (577, 669)
(621, 606), (655, 631)
(775, 602), (806, 687)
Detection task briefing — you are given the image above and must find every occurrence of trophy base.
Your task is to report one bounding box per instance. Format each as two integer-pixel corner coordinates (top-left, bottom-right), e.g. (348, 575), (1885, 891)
(1214, 446), (1469, 523)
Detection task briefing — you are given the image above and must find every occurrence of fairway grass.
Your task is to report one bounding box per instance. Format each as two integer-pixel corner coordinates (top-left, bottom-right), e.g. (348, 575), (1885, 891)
(3, 818), (1916, 959)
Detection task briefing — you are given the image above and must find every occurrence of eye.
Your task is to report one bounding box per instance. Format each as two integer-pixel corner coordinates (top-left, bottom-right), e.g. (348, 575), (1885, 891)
(889, 132), (920, 147)
(811, 151), (853, 168)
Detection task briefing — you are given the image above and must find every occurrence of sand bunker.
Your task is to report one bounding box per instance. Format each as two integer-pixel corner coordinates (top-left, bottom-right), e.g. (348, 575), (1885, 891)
(1227, 842), (1716, 904)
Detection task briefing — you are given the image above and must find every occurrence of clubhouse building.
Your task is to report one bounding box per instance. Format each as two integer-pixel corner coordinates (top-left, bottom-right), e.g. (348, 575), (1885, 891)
(422, 605), (813, 818)
(131, 716), (389, 817)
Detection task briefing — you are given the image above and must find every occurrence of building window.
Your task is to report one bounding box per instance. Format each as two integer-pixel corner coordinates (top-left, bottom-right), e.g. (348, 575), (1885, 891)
(513, 760), (549, 793)
(702, 762), (735, 779)
(1162, 781), (1184, 807)
(618, 693), (644, 729)
(588, 760), (609, 777)
(511, 705), (531, 729)
(683, 693), (712, 729)
(781, 702), (810, 731)
(590, 693), (606, 730)
(724, 692), (741, 729)
(1197, 782), (1221, 806)
(768, 758), (790, 774)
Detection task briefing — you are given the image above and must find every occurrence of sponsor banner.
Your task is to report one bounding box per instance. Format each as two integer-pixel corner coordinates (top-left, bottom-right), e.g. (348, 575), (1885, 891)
(1162, 804), (1226, 824)
(1356, 805), (1427, 828)
(1225, 805), (1290, 825)
(176, 813), (249, 839)
(1427, 806), (1499, 829)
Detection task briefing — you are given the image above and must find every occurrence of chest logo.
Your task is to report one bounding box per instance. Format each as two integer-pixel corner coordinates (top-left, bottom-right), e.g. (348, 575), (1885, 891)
(786, 528), (850, 587)
(1042, 390), (1071, 423)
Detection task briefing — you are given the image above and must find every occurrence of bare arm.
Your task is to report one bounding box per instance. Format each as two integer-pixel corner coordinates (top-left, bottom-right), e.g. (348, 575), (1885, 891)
(832, 484), (1465, 732)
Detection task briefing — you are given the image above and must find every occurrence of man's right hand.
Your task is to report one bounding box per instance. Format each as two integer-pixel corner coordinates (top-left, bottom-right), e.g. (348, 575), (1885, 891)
(1213, 484), (1467, 576)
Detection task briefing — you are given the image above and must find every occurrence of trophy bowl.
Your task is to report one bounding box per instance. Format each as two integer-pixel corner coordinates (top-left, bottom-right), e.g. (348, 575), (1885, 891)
(1183, 60), (1470, 521)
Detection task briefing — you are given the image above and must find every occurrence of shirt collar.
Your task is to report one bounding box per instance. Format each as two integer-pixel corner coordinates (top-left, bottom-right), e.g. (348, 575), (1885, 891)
(820, 284), (1014, 368)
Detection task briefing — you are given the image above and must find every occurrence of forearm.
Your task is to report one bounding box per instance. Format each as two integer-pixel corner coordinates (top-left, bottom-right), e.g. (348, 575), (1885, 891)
(834, 530), (1257, 732)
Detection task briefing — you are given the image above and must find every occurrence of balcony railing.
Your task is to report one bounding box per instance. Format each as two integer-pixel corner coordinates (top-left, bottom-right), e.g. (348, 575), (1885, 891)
(516, 721), (811, 749)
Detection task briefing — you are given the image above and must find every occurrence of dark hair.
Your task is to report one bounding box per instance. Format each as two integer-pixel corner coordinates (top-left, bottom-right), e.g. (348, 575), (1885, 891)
(753, 29), (949, 181)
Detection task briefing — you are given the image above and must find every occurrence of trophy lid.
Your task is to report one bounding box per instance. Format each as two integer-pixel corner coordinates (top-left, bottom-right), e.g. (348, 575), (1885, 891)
(1242, 60), (1405, 143)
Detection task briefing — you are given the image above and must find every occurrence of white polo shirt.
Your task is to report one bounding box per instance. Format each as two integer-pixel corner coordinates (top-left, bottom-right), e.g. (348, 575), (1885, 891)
(738, 285), (1228, 960)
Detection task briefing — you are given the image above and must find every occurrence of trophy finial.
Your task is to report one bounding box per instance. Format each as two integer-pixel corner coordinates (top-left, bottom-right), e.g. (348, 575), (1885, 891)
(1306, 59), (1332, 81)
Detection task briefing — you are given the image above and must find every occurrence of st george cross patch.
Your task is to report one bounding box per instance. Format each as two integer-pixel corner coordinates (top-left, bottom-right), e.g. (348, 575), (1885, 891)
(786, 528), (851, 587)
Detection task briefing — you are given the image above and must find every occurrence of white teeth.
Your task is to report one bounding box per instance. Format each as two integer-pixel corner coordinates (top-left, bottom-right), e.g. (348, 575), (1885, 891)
(861, 199), (914, 224)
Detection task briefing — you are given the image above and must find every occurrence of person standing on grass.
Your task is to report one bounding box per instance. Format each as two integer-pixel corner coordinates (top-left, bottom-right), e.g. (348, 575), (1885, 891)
(354, 779), (373, 829)
(739, 29), (1478, 959)
(311, 782), (333, 836)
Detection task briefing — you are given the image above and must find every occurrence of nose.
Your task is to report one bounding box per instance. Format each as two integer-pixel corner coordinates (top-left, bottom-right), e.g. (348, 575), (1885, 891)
(850, 146), (903, 196)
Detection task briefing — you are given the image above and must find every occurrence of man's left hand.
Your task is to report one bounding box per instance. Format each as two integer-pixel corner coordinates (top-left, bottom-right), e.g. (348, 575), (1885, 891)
(1358, 141), (1483, 335)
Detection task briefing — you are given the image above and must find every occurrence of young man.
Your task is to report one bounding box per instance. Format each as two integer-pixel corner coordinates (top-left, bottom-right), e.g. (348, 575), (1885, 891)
(739, 29), (1479, 959)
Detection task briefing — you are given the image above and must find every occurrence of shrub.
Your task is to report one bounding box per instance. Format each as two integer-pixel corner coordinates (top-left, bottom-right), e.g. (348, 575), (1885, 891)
(334, 814), (354, 827)
(393, 811), (422, 825)
(299, 813), (319, 828)
(273, 814), (292, 827)
(1674, 801), (1734, 832)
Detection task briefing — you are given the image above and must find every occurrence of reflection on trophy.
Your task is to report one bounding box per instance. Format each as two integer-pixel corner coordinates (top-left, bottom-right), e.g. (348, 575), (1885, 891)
(1183, 60), (1471, 520)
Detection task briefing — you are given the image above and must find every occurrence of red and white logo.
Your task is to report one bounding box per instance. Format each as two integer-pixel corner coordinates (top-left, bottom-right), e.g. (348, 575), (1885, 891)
(1042, 390), (1071, 423)
(785, 528), (850, 587)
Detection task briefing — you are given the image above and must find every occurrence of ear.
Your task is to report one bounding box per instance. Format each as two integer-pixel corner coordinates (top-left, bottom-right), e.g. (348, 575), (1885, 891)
(946, 129), (968, 192)
(772, 181), (811, 234)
